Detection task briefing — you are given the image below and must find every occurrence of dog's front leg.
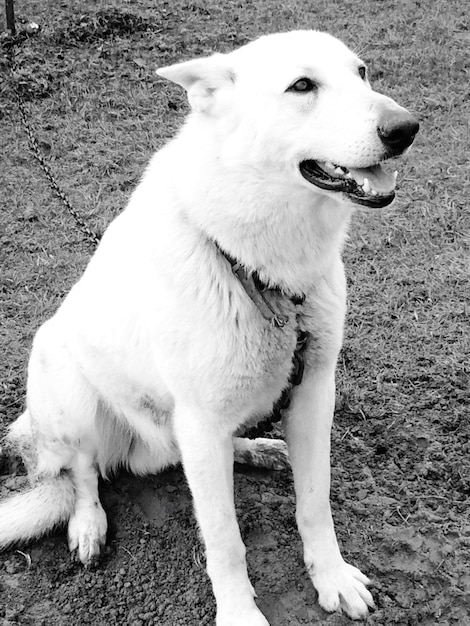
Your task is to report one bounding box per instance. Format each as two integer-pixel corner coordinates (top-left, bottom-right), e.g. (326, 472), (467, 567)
(284, 367), (375, 620)
(174, 405), (269, 626)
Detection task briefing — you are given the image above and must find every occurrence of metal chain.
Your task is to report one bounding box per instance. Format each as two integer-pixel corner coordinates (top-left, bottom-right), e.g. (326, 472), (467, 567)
(5, 36), (101, 248)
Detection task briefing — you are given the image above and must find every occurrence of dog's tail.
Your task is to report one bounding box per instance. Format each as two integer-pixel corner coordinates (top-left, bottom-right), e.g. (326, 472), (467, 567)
(0, 474), (75, 549)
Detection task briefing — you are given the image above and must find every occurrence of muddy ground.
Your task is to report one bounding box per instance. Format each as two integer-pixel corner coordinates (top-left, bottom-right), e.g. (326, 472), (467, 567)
(1, 0), (469, 624)
(1, 414), (469, 626)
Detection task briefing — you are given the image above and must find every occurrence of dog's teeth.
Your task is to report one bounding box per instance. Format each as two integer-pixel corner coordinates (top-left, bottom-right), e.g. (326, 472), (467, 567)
(345, 172), (353, 179)
(393, 170), (398, 182)
(362, 178), (371, 193)
(334, 167), (344, 176)
(371, 189), (377, 196)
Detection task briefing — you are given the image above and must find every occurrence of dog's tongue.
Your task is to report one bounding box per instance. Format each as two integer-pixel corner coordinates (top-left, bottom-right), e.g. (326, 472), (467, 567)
(349, 164), (396, 193)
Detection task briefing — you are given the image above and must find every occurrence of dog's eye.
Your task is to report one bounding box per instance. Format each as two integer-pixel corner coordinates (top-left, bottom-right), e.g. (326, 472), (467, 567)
(287, 77), (317, 93)
(358, 66), (367, 80)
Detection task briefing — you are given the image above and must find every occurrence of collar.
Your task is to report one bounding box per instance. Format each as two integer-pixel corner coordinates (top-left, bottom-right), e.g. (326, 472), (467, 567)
(216, 245), (305, 328)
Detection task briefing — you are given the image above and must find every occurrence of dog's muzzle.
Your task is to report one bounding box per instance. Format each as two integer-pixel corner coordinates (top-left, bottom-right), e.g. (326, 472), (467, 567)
(299, 109), (419, 209)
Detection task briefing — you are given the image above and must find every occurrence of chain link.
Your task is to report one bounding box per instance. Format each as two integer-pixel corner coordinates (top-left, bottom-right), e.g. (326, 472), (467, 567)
(5, 36), (101, 248)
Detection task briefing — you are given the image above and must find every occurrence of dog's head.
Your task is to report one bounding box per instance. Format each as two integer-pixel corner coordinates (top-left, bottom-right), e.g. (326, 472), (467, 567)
(157, 31), (419, 209)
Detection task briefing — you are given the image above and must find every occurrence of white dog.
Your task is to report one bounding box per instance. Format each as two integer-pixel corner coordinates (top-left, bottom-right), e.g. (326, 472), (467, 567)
(0, 30), (418, 624)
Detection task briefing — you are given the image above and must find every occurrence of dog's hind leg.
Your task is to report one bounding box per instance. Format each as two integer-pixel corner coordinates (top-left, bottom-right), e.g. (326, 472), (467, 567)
(18, 321), (108, 563)
(67, 452), (107, 566)
(174, 406), (269, 626)
(233, 437), (289, 470)
(0, 409), (76, 549)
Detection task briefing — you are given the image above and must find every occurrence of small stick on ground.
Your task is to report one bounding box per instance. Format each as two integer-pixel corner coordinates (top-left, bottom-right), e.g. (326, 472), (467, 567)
(5, 0), (16, 36)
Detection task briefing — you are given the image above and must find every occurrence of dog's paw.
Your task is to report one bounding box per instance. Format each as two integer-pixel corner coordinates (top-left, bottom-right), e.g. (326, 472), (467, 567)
(233, 437), (289, 471)
(216, 606), (269, 626)
(68, 504), (107, 566)
(309, 560), (375, 620)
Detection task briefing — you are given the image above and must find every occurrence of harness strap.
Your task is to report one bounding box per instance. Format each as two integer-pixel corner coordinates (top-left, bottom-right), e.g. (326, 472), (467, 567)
(214, 243), (311, 438)
(217, 245), (305, 327)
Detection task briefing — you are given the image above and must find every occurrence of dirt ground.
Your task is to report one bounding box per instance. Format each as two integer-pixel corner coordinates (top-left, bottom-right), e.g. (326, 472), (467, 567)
(1, 0), (469, 624)
(1, 423), (469, 626)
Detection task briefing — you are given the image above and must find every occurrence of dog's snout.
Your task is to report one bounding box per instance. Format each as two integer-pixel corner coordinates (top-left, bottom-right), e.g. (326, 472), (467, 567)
(377, 111), (419, 154)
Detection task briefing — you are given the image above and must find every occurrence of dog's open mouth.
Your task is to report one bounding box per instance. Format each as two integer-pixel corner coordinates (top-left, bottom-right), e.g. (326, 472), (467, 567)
(299, 160), (397, 208)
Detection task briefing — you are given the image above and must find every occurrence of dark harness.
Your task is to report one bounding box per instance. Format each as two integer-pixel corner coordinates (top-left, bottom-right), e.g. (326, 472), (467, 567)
(218, 246), (311, 438)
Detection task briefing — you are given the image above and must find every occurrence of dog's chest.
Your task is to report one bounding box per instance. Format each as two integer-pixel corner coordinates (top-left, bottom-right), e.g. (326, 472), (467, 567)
(218, 292), (304, 421)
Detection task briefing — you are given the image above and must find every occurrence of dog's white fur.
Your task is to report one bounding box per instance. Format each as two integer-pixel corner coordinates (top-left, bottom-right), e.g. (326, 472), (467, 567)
(0, 31), (417, 624)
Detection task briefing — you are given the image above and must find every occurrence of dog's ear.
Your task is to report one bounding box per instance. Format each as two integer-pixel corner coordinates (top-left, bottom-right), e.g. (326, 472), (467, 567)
(156, 54), (235, 114)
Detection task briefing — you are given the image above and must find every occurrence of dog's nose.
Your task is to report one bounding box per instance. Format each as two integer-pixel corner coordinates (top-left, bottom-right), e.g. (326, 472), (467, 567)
(377, 111), (419, 154)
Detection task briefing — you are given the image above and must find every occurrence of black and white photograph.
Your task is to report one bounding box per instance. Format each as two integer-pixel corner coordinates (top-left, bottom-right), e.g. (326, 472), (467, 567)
(0, 1), (468, 624)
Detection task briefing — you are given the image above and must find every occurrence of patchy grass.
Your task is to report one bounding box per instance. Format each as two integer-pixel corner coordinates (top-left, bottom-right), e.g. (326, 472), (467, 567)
(0, 1), (469, 624)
